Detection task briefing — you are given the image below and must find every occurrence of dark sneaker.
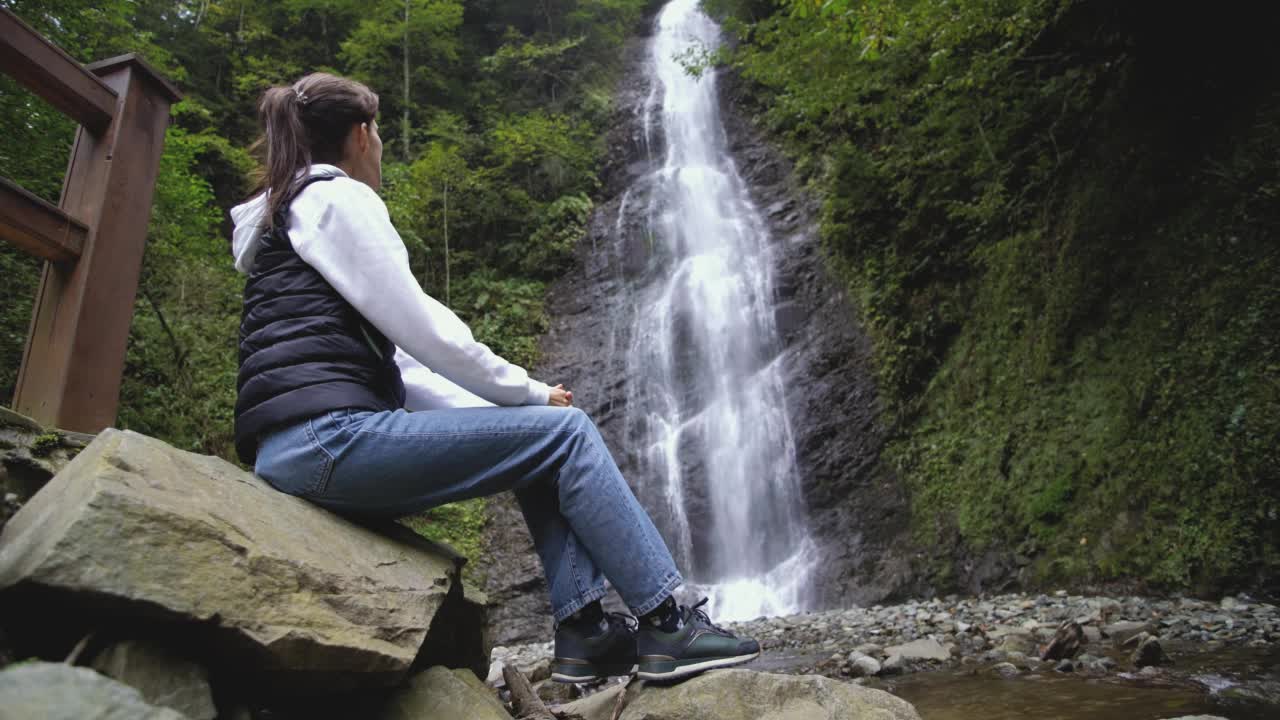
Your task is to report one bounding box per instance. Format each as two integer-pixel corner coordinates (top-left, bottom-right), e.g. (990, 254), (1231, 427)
(551, 612), (639, 682)
(637, 598), (760, 680)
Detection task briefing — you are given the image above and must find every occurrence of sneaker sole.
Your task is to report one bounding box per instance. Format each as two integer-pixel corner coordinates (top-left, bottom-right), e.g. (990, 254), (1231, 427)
(636, 651), (760, 680)
(550, 662), (638, 683)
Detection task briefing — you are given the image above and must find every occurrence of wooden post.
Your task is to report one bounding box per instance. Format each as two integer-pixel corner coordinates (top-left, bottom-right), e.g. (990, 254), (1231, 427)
(13, 54), (180, 432)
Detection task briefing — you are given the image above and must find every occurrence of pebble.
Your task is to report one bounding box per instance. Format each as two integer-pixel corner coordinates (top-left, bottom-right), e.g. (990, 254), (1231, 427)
(490, 592), (1279, 683)
(486, 660), (505, 687)
(849, 655), (881, 677)
(880, 654), (905, 675)
(1131, 634), (1170, 668)
(991, 662), (1020, 678)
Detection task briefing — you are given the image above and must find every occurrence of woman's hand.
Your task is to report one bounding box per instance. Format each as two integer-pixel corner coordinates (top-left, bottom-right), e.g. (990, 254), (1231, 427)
(548, 384), (574, 407)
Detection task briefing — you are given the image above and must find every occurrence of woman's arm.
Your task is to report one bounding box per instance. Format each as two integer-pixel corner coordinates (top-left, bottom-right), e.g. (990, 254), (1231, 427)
(287, 174), (551, 407)
(395, 347), (495, 410)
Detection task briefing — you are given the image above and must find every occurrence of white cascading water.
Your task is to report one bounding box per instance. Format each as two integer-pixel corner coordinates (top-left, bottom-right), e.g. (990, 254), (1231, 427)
(617, 0), (818, 621)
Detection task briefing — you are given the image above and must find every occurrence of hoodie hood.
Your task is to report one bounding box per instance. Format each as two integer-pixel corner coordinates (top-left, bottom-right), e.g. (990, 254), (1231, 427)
(230, 164), (347, 274)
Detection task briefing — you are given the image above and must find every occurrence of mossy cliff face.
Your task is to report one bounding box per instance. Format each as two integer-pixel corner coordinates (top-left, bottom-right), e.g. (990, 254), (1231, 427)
(714, 0), (1280, 595)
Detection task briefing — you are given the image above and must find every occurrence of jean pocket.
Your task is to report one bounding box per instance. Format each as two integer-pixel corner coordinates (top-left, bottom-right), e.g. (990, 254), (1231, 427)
(256, 418), (333, 498)
(302, 418), (337, 496)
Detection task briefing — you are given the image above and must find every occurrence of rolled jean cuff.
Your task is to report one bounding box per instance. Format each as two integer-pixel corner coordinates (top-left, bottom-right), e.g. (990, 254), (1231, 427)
(552, 584), (610, 624)
(628, 572), (683, 617)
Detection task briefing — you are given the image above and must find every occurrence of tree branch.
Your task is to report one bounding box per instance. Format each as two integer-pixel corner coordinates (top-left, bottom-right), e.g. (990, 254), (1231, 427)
(502, 664), (556, 720)
(145, 289), (187, 370)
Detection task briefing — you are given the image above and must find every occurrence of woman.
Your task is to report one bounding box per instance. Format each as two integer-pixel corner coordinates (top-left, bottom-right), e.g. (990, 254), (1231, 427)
(229, 72), (759, 683)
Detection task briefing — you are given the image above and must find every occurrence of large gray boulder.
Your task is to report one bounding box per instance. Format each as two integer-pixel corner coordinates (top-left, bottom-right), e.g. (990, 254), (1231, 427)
(990, 628), (1037, 656)
(0, 662), (189, 720)
(0, 429), (477, 692)
(376, 666), (510, 720)
(883, 638), (951, 662)
(90, 639), (217, 720)
(1103, 621), (1154, 646)
(560, 669), (921, 720)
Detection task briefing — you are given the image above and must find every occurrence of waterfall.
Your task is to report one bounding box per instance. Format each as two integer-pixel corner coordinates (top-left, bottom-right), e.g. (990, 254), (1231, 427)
(615, 0), (818, 621)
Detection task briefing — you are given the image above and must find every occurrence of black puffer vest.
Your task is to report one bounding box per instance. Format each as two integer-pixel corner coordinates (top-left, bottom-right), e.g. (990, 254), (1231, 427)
(234, 175), (405, 464)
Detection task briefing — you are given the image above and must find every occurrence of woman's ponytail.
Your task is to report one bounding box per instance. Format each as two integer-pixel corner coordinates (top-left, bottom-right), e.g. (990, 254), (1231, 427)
(257, 86), (310, 227)
(249, 74), (379, 228)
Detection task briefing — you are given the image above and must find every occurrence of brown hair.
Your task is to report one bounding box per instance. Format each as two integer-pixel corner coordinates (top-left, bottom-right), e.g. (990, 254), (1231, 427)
(250, 72), (379, 227)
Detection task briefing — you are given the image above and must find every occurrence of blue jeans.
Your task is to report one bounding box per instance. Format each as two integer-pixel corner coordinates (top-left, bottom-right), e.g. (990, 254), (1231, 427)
(254, 405), (683, 623)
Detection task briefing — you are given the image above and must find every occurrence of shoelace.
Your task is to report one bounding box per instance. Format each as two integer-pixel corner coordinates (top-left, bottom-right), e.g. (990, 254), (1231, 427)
(606, 611), (639, 635)
(684, 597), (732, 636)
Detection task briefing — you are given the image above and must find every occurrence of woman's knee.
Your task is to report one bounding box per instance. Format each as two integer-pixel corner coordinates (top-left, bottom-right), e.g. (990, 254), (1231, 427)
(554, 405), (591, 432)
(554, 406), (610, 460)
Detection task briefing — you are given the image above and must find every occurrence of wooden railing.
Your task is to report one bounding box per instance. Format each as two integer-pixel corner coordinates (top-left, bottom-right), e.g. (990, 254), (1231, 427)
(1, 8), (180, 433)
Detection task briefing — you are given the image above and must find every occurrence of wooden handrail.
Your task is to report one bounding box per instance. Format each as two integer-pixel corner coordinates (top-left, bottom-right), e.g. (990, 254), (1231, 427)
(0, 176), (87, 263)
(1, 9), (180, 433)
(0, 8), (118, 134)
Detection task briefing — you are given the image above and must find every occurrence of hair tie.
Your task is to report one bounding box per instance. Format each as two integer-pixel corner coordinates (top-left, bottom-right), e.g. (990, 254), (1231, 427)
(293, 87), (310, 106)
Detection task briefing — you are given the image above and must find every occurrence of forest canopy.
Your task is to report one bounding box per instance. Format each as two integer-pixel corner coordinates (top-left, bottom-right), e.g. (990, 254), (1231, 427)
(0, 0), (659, 459)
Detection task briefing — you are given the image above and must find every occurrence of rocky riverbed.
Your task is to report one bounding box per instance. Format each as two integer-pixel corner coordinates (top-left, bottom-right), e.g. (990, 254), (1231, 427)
(491, 592), (1280, 715)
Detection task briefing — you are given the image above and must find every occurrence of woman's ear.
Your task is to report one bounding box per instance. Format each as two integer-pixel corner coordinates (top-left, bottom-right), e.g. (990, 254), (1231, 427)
(356, 122), (370, 154)
(340, 123), (363, 164)
(344, 122), (369, 155)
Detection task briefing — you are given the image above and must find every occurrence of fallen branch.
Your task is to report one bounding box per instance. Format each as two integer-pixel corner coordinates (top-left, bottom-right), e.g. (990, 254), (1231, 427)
(610, 675), (638, 720)
(63, 632), (95, 665)
(502, 664), (556, 720)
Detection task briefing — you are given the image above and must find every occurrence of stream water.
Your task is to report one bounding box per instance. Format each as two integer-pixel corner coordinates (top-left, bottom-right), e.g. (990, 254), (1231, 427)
(748, 644), (1280, 719)
(617, 0), (817, 621)
(881, 644), (1280, 720)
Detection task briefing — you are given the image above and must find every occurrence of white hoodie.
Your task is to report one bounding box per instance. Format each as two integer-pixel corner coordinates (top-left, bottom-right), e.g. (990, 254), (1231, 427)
(230, 164), (551, 411)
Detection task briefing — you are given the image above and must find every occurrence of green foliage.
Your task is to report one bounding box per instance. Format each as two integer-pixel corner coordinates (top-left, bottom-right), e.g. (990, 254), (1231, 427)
(340, 0), (464, 159)
(0, 248), (40, 405)
(779, 0), (905, 60)
(29, 433), (62, 457)
(117, 116), (247, 458)
(488, 111), (599, 203)
(383, 140), (479, 283)
(400, 498), (488, 583)
(482, 32), (587, 105)
(718, 0), (1280, 592)
(450, 273), (550, 371)
(520, 193), (593, 278)
(0, 76), (76, 203)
